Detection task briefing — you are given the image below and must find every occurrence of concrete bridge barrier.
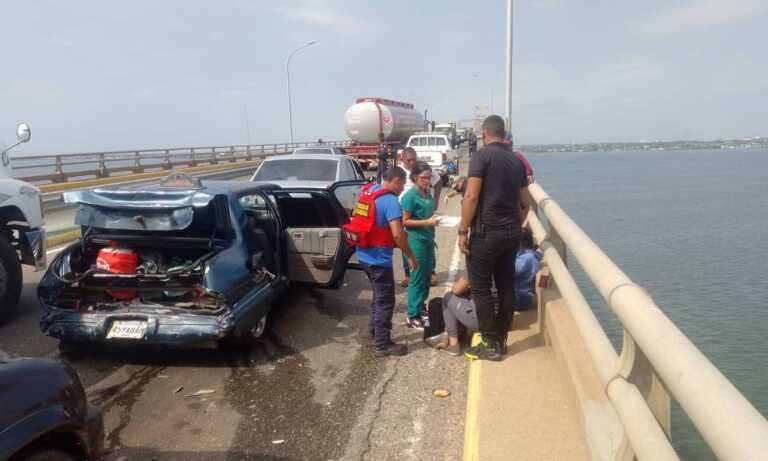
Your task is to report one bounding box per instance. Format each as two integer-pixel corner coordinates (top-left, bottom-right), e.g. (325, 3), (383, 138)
(525, 182), (768, 460)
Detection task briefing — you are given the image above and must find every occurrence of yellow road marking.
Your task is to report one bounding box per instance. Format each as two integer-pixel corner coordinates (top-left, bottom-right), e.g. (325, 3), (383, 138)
(463, 332), (482, 461)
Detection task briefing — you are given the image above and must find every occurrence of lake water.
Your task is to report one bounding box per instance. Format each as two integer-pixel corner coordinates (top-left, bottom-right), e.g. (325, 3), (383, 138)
(528, 148), (768, 460)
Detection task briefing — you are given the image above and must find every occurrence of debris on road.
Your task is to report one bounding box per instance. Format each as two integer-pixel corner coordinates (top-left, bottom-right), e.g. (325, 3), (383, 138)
(272, 439), (285, 444)
(433, 389), (451, 398)
(185, 389), (216, 397)
(173, 386), (184, 394)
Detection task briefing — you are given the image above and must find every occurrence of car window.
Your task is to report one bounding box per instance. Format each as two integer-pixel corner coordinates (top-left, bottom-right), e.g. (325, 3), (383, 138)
(293, 148), (332, 155)
(427, 137), (436, 147)
(408, 137), (420, 147)
(254, 159), (338, 181)
(352, 161), (366, 179)
(435, 137), (446, 146)
(339, 159), (356, 180)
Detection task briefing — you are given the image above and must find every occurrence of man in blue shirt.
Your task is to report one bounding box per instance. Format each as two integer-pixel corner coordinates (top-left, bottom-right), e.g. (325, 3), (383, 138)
(514, 229), (541, 310)
(358, 166), (418, 357)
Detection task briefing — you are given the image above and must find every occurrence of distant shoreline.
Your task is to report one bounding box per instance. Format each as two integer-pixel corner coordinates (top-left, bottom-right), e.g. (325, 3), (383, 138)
(517, 138), (768, 153)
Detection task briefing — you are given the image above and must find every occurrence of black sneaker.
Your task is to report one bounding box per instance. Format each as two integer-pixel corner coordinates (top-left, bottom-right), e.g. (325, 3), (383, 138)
(406, 317), (425, 330)
(374, 342), (408, 357)
(498, 333), (508, 356)
(464, 338), (501, 361)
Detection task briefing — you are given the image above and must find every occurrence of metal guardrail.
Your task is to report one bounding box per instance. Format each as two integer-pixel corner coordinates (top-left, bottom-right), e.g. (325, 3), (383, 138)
(527, 182), (768, 460)
(11, 140), (349, 184)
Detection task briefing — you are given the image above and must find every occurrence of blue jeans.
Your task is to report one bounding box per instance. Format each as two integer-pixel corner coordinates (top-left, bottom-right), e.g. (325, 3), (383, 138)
(361, 262), (396, 350)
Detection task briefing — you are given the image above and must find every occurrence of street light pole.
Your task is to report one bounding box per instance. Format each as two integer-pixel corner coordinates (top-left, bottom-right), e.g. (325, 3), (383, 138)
(286, 41), (316, 144)
(505, 0), (513, 133)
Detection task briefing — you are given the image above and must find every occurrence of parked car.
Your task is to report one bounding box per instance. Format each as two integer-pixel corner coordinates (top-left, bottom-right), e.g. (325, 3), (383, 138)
(38, 174), (366, 356)
(405, 133), (458, 185)
(292, 147), (346, 156)
(0, 357), (103, 461)
(250, 153), (366, 188)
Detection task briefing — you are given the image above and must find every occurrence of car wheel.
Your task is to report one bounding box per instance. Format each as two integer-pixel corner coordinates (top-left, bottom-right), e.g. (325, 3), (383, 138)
(58, 342), (86, 362)
(0, 236), (23, 325)
(13, 447), (77, 461)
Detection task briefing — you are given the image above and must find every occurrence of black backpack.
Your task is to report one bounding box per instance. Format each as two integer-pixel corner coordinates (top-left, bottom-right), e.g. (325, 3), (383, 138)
(423, 296), (445, 340)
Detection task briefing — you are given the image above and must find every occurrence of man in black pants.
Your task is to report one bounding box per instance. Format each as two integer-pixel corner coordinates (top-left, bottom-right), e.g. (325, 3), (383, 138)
(458, 115), (530, 361)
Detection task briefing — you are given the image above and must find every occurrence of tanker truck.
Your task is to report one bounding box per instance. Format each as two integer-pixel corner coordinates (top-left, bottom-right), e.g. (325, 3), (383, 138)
(0, 123), (46, 323)
(342, 97), (424, 169)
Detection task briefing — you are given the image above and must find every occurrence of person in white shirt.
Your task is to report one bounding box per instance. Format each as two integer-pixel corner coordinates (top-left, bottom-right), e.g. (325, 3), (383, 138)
(398, 147), (442, 287)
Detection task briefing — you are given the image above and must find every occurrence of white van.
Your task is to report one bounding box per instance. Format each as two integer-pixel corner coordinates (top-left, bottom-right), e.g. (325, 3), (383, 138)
(405, 133), (458, 184)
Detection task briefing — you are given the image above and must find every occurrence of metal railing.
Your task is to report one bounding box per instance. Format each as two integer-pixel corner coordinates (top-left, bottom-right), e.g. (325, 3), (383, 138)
(11, 141), (349, 184)
(527, 182), (768, 460)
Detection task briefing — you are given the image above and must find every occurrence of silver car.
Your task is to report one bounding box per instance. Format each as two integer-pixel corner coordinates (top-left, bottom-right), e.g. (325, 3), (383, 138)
(250, 153), (367, 188)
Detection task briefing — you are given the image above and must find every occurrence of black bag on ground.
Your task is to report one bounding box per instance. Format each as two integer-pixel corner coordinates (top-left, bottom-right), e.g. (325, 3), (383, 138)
(423, 296), (445, 340)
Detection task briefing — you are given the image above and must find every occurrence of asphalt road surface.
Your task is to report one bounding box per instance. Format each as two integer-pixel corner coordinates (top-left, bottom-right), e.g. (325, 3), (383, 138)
(1, 180), (469, 461)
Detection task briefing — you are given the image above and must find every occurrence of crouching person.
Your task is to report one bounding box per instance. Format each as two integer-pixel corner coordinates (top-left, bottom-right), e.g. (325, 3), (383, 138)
(345, 166), (418, 357)
(424, 277), (479, 356)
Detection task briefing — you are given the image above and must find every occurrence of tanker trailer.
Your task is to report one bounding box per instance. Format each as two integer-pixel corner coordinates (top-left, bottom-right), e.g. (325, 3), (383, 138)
(342, 98), (424, 169)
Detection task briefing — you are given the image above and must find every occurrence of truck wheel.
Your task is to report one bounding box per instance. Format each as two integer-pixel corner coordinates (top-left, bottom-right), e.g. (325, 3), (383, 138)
(0, 236), (23, 325)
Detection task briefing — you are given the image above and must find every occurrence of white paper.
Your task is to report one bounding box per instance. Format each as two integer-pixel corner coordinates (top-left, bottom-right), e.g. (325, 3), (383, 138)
(437, 216), (461, 228)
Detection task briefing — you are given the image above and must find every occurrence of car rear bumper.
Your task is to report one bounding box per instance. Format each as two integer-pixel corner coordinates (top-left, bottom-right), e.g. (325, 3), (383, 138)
(39, 307), (237, 348)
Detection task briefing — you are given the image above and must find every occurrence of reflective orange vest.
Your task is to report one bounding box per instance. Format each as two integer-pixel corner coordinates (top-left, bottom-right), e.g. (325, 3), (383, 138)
(343, 182), (397, 248)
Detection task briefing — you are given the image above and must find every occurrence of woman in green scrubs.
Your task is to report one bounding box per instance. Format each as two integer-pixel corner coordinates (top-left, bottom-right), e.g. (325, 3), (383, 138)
(401, 161), (442, 329)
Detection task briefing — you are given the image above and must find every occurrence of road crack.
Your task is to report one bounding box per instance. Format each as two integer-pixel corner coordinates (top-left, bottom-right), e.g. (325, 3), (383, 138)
(359, 358), (401, 461)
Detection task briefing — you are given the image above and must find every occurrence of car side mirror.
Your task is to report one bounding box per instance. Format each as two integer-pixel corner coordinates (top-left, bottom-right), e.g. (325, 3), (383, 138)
(16, 123), (31, 143)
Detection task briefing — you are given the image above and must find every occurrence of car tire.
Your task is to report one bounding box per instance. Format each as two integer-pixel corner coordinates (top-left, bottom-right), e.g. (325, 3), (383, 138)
(58, 342), (85, 362)
(13, 447), (76, 461)
(0, 236), (23, 325)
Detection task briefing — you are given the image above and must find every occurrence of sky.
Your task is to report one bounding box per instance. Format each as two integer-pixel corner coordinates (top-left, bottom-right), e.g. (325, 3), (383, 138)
(1, 0), (767, 154)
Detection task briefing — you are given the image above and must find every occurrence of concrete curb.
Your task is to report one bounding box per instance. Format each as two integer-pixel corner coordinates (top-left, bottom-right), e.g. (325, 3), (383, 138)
(463, 333), (482, 461)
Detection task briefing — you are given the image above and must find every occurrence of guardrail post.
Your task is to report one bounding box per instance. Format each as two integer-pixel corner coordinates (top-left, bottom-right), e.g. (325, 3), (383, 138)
(617, 330), (672, 438)
(54, 155), (67, 182)
(229, 146), (236, 163)
(97, 153), (107, 178)
(211, 147), (219, 164)
(163, 149), (172, 170)
(132, 151), (143, 174)
(246, 145), (252, 161)
(190, 148), (197, 167)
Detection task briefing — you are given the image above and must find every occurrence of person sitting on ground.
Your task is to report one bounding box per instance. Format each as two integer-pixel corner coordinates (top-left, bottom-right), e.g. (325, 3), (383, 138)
(424, 276), (479, 356)
(514, 228), (541, 311)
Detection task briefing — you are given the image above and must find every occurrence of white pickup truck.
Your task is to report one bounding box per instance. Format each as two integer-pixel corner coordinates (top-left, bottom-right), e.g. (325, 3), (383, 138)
(0, 123), (46, 323)
(404, 132), (458, 185)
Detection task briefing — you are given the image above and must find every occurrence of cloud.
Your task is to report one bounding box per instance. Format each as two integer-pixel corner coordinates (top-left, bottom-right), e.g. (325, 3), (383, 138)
(640, 0), (768, 35)
(274, 0), (380, 36)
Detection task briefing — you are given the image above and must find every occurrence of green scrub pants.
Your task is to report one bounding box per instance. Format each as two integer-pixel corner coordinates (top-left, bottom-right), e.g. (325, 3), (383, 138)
(407, 237), (435, 319)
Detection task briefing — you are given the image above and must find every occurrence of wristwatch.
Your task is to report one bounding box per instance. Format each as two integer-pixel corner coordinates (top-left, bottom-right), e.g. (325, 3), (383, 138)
(458, 229), (469, 236)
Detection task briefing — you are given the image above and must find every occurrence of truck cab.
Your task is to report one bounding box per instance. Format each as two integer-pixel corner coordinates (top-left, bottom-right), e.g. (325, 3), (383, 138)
(0, 123), (46, 323)
(405, 133), (458, 185)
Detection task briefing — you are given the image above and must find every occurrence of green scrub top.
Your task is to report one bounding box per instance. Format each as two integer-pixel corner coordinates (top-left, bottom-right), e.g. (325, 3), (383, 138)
(401, 186), (435, 242)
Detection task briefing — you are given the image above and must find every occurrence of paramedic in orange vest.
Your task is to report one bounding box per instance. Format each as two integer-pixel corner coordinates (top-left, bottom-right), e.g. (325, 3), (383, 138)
(358, 166), (418, 357)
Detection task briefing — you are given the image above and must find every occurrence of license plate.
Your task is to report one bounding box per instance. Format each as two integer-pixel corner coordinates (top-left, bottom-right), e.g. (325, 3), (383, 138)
(107, 320), (148, 339)
(418, 156), (433, 162)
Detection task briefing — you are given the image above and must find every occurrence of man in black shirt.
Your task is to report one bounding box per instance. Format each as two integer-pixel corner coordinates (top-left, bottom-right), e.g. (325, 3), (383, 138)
(458, 115), (530, 361)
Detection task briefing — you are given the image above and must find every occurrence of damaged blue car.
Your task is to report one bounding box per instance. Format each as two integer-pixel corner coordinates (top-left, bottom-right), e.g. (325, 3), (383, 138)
(38, 174), (364, 356)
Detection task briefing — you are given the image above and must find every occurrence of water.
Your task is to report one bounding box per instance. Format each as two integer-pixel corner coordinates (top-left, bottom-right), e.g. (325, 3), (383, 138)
(528, 148), (768, 460)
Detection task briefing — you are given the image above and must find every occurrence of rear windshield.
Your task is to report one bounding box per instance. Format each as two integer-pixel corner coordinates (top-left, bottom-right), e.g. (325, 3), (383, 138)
(254, 159), (338, 181)
(294, 148), (333, 155)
